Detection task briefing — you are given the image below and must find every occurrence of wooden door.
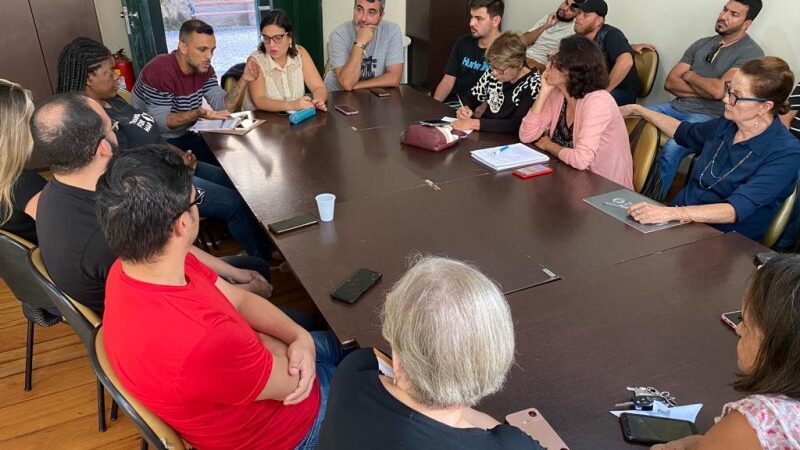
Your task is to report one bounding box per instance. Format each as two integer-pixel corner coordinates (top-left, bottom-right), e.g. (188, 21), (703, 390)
(0, 0), (54, 103)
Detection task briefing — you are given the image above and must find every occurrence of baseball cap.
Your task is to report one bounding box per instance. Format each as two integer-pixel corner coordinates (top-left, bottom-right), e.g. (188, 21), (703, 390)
(572, 0), (608, 17)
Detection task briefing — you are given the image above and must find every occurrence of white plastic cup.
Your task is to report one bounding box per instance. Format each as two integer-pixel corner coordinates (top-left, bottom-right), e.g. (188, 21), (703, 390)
(315, 193), (336, 222)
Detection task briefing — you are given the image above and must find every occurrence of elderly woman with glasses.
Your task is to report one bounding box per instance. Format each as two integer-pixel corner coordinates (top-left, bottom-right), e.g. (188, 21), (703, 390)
(453, 31), (541, 134)
(244, 9), (328, 112)
(621, 56), (800, 242)
(317, 256), (543, 450)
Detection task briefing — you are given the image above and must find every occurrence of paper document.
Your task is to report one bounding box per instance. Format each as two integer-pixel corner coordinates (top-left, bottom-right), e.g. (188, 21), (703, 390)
(471, 143), (549, 171)
(190, 117), (242, 132)
(584, 189), (686, 234)
(441, 116), (456, 123)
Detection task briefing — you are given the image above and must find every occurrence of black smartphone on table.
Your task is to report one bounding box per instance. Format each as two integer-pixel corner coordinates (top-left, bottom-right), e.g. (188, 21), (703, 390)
(370, 88), (391, 97)
(331, 268), (382, 304)
(619, 413), (697, 444)
(267, 213), (318, 234)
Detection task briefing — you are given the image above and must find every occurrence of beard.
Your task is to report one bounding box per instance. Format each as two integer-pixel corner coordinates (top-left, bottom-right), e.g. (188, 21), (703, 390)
(556, 9), (574, 22)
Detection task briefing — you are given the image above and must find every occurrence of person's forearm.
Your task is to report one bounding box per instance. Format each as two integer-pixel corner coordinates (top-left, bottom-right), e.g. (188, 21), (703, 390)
(311, 86), (328, 104)
(665, 73), (699, 98)
(521, 26), (547, 46)
(337, 47), (365, 91)
(353, 71), (402, 90)
(678, 203), (737, 224)
(433, 77), (456, 102)
(188, 246), (238, 279)
(631, 105), (681, 138)
(607, 58), (633, 92)
(684, 72), (724, 100)
(252, 95), (297, 112)
(224, 79), (247, 111)
(239, 291), (309, 344)
(166, 108), (203, 129)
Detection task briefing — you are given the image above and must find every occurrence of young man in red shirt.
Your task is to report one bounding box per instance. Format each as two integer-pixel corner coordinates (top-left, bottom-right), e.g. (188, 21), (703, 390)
(96, 145), (343, 450)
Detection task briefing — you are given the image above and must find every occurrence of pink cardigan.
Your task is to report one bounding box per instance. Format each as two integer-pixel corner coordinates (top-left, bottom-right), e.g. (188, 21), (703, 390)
(519, 90), (634, 190)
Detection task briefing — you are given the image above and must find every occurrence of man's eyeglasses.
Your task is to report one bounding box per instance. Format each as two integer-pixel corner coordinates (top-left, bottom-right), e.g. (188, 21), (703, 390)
(94, 121), (119, 153)
(724, 81), (768, 107)
(260, 33), (288, 44)
(173, 187), (205, 221)
(705, 41), (723, 64)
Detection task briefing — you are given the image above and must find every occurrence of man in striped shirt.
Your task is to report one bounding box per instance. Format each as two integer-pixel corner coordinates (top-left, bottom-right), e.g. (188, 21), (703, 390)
(132, 19), (257, 164)
(784, 82), (800, 139)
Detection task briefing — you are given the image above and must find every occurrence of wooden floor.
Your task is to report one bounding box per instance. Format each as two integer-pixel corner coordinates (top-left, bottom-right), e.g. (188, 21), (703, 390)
(0, 242), (318, 449)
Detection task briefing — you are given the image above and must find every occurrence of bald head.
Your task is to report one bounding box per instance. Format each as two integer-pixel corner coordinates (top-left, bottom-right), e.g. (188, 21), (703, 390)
(31, 93), (107, 174)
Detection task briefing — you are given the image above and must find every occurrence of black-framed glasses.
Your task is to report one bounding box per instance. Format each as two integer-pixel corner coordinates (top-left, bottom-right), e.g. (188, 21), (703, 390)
(724, 81), (768, 107)
(705, 41), (723, 63)
(94, 121), (119, 154)
(260, 33), (288, 44)
(489, 63), (506, 76)
(173, 186), (205, 221)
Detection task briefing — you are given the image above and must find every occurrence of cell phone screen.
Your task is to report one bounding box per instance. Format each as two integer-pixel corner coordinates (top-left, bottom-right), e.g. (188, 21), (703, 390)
(331, 268), (382, 304)
(621, 414), (696, 444)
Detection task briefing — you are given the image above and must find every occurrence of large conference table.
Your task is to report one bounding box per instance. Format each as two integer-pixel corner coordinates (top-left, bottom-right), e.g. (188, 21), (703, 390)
(204, 86), (767, 449)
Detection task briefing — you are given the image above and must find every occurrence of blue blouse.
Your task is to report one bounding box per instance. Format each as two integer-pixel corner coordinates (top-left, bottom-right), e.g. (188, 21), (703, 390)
(672, 117), (800, 241)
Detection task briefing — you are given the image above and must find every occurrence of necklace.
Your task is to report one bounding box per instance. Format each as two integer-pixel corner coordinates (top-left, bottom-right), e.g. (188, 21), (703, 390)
(698, 139), (753, 190)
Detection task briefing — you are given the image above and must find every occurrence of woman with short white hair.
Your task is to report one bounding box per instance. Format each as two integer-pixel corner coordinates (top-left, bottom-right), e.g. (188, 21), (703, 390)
(317, 256), (542, 449)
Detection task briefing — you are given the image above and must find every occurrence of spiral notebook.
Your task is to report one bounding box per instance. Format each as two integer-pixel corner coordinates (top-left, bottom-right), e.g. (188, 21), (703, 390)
(470, 143), (549, 171)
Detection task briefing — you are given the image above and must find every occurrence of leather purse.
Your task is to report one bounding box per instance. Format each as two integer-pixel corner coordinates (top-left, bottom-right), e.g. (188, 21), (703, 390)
(401, 124), (464, 152)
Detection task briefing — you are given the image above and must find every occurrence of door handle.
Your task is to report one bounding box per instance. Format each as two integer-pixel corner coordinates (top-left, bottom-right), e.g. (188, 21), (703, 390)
(120, 6), (140, 35)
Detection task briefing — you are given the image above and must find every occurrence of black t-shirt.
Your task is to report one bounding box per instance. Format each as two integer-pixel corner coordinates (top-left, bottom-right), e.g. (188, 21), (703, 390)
(36, 179), (115, 314)
(105, 95), (162, 150)
(444, 34), (490, 104)
(595, 24), (639, 99)
(464, 69), (541, 134)
(2, 169), (46, 244)
(317, 348), (541, 450)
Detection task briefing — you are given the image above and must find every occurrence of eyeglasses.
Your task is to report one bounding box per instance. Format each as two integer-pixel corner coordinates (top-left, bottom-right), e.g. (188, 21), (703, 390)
(724, 81), (768, 107)
(260, 33), (287, 44)
(705, 41), (723, 64)
(489, 64), (506, 76)
(173, 186), (205, 221)
(94, 121), (119, 154)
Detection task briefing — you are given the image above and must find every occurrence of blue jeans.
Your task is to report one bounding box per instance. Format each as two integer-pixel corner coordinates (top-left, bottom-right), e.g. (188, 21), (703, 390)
(647, 102), (714, 199)
(193, 163), (274, 260)
(294, 331), (347, 450)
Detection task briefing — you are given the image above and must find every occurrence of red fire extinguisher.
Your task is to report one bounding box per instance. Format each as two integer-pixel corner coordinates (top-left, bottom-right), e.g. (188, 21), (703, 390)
(113, 49), (135, 92)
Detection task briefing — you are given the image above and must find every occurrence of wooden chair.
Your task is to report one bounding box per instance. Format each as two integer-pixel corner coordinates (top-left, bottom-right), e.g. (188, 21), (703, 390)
(625, 117), (660, 193)
(762, 182), (799, 248)
(0, 230), (61, 391)
(27, 247), (116, 432)
(634, 48), (659, 99)
(90, 327), (190, 450)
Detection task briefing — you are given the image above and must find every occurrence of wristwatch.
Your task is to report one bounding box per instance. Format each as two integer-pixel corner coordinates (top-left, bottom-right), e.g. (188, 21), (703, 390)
(353, 41), (367, 50)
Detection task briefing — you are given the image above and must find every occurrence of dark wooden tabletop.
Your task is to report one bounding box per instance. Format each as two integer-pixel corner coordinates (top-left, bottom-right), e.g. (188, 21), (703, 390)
(205, 86), (764, 449)
(483, 232), (765, 449)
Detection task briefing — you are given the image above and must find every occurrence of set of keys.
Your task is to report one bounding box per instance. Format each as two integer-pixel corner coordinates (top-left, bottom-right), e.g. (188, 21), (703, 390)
(615, 386), (678, 411)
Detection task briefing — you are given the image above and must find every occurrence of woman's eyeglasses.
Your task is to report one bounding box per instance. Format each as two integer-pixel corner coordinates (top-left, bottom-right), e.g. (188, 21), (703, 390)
(724, 81), (768, 107)
(489, 64), (506, 76)
(260, 33), (288, 44)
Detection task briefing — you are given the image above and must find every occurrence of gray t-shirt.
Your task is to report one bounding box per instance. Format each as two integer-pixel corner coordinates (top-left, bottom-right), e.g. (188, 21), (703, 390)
(672, 34), (763, 116)
(324, 20), (405, 91)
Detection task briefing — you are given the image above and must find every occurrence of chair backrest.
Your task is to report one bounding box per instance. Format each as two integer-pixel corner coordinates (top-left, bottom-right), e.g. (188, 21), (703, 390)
(90, 327), (189, 450)
(625, 117), (660, 193)
(27, 247), (100, 348)
(762, 181), (799, 248)
(0, 230), (56, 310)
(634, 48), (659, 99)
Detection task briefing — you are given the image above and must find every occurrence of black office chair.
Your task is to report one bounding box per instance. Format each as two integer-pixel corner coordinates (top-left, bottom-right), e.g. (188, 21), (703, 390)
(0, 229), (61, 391)
(27, 247), (117, 432)
(90, 326), (191, 450)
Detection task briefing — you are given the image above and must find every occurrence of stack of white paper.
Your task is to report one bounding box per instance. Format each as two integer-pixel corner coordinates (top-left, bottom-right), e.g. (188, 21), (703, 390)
(470, 143), (549, 171)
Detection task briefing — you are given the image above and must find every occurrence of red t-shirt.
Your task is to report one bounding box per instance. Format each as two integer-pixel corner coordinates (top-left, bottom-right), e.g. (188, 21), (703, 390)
(103, 253), (320, 450)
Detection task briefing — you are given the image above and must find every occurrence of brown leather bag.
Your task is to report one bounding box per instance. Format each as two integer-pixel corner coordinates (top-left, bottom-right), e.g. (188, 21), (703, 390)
(401, 124), (464, 152)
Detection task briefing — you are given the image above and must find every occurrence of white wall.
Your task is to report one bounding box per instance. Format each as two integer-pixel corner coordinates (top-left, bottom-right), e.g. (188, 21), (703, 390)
(322, 0), (406, 59)
(94, 0), (132, 57)
(503, 0), (800, 104)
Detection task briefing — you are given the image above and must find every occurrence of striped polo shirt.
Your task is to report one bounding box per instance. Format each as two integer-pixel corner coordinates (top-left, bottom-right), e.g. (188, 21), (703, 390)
(131, 52), (227, 139)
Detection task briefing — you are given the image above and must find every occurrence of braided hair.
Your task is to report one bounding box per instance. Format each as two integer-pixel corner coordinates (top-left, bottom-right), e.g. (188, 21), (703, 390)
(56, 37), (112, 94)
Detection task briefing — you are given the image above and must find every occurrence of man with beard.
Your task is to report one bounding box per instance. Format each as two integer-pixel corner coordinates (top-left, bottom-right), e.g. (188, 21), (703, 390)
(572, 0), (639, 106)
(644, 0), (763, 200)
(324, 0), (404, 92)
(521, 0), (577, 72)
(433, 0), (503, 104)
(132, 20), (258, 165)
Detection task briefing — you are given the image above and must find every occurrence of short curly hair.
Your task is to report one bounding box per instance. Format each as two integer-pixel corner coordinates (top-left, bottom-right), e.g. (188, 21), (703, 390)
(550, 35), (609, 99)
